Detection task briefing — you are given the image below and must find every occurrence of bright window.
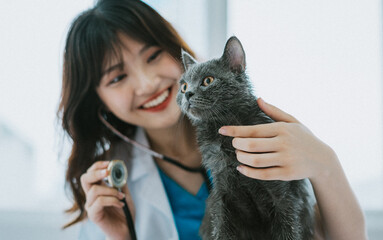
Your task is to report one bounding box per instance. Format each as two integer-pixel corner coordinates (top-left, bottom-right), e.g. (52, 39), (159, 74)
(228, 0), (383, 210)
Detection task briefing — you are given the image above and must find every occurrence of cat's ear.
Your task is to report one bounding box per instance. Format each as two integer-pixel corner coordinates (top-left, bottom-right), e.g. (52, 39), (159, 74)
(222, 36), (246, 73)
(181, 49), (197, 71)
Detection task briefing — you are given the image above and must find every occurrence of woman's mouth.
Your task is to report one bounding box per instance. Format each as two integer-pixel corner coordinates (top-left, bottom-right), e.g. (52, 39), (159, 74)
(139, 86), (172, 112)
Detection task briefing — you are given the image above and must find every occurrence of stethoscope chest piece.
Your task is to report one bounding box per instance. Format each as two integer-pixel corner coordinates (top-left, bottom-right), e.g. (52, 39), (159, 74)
(105, 160), (128, 189)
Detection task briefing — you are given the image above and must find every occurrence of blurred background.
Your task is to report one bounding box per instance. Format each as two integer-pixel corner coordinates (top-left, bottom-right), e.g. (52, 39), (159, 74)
(0, 0), (382, 239)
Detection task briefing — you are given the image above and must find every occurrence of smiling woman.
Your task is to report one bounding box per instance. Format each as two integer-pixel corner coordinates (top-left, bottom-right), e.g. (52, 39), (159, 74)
(59, 1), (196, 233)
(0, 0), (212, 239)
(96, 34), (183, 129)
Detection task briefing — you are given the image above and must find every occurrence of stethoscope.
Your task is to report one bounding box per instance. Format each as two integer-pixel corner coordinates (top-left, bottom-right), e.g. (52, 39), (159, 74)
(98, 108), (211, 240)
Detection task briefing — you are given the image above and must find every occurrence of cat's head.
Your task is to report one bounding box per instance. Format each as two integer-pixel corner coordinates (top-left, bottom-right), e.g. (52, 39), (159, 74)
(176, 36), (252, 123)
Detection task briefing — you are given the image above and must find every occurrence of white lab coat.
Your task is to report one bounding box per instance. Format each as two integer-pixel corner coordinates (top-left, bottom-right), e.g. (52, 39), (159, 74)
(78, 127), (179, 240)
(77, 127), (316, 240)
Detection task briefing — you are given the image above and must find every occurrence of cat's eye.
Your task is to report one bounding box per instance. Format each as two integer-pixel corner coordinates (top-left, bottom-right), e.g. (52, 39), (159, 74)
(181, 82), (188, 93)
(202, 76), (214, 86)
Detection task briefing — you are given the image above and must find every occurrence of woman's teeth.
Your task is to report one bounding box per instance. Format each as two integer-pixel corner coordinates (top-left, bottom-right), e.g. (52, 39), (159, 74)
(142, 89), (170, 109)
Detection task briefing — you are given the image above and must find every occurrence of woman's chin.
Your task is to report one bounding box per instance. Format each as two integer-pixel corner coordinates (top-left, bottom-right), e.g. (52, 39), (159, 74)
(142, 107), (183, 130)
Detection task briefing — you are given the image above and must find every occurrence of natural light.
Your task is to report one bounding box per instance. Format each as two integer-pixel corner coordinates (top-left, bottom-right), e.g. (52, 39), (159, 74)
(0, 0), (381, 239)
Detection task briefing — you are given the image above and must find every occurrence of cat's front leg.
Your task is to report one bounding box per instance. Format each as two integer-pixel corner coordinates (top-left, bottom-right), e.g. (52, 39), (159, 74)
(200, 190), (234, 240)
(201, 189), (241, 240)
(199, 202), (213, 240)
(269, 204), (309, 240)
(199, 190), (220, 240)
(200, 142), (228, 174)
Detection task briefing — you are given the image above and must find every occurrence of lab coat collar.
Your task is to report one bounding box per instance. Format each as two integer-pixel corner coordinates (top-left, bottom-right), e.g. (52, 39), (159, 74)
(126, 127), (177, 238)
(128, 127), (153, 182)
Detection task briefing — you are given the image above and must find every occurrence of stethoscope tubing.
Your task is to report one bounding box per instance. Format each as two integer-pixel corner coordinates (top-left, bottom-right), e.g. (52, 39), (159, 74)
(97, 109), (212, 239)
(98, 109), (205, 172)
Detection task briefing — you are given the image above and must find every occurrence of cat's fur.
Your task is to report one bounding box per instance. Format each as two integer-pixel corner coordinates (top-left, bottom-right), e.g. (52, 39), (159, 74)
(176, 36), (314, 240)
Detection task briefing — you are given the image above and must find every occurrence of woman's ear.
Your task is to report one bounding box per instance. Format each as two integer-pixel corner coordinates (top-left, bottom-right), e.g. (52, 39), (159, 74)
(99, 104), (111, 117)
(101, 105), (110, 112)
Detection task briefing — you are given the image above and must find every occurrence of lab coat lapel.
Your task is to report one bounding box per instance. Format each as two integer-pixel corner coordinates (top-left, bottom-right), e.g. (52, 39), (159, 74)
(129, 128), (174, 223)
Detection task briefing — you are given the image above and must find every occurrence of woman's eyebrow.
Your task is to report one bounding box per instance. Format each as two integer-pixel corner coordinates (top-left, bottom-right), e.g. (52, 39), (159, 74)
(102, 62), (124, 77)
(139, 44), (153, 55)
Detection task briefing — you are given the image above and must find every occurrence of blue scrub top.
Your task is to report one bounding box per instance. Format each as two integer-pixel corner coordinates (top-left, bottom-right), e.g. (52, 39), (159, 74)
(157, 167), (210, 240)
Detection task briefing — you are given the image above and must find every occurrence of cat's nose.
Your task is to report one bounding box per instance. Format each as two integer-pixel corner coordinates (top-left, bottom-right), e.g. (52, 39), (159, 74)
(185, 91), (194, 101)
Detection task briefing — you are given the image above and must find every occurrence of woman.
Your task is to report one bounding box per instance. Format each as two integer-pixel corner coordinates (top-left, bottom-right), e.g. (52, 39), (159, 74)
(58, 0), (367, 239)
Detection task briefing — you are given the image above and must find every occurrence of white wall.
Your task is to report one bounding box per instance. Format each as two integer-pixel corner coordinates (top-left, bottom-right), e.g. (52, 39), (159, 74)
(228, 0), (383, 209)
(0, 0), (98, 211)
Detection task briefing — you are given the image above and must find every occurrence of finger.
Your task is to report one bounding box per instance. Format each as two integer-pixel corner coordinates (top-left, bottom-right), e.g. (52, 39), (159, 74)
(237, 165), (289, 181)
(87, 196), (125, 213)
(236, 151), (281, 168)
(87, 160), (110, 172)
(219, 123), (279, 138)
(257, 98), (299, 123)
(86, 185), (125, 209)
(80, 168), (109, 193)
(232, 137), (278, 153)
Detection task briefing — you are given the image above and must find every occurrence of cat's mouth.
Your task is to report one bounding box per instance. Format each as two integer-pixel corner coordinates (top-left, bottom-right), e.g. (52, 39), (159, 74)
(185, 107), (201, 121)
(184, 97), (215, 120)
(185, 102), (204, 120)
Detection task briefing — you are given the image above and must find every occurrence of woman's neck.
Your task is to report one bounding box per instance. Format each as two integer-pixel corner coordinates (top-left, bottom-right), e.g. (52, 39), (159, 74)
(144, 117), (200, 166)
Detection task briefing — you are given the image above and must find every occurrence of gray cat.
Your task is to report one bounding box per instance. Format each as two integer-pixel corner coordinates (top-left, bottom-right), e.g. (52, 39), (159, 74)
(176, 36), (314, 240)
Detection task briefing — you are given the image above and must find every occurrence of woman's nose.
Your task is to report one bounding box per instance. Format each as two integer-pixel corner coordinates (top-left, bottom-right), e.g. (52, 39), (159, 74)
(134, 71), (159, 96)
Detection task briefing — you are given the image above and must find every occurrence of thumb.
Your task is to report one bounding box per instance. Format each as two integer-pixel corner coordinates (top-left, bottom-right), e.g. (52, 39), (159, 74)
(257, 98), (299, 123)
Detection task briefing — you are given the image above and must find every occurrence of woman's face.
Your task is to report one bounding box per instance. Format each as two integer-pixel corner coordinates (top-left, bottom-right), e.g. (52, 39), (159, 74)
(96, 34), (183, 130)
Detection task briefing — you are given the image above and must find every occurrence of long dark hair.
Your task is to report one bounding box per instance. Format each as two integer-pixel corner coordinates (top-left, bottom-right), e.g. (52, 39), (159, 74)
(58, 0), (195, 228)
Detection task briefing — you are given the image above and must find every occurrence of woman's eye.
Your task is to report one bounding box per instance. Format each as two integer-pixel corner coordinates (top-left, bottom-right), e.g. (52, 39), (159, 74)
(147, 49), (163, 63)
(202, 76), (214, 86)
(109, 74), (127, 85)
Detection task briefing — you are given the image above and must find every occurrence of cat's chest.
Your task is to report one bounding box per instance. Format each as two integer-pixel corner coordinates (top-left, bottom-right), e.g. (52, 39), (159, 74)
(195, 125), (237, 173)
(196, 126), (232, 151)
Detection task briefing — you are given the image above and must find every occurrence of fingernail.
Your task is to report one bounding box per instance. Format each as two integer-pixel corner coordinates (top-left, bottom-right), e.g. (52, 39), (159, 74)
(100, 169), (107, 176)
(236, 165), (244, 173)
(118, 192), (125, 199)
(219, 127), (227, 135)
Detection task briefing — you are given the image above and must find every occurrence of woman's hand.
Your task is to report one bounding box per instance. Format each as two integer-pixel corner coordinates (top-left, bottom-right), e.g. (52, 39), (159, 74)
(218, 98), (338, 182)
(80, 161), (134, 240)
(219, 98), (367, 239)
